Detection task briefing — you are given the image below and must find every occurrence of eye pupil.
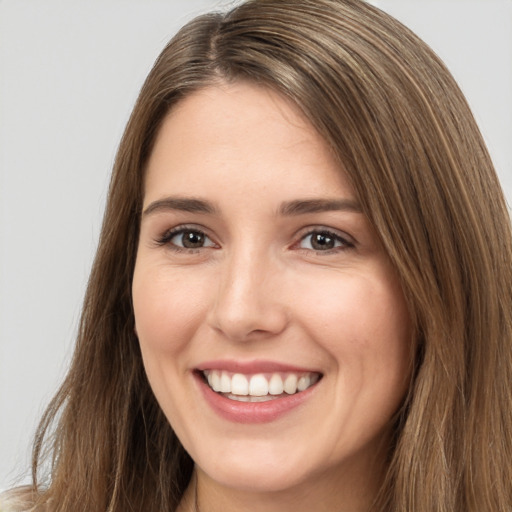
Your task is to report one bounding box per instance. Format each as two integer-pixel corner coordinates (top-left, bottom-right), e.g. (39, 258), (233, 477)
(311, 232), (335, 250)
(182, 231), (204, 248)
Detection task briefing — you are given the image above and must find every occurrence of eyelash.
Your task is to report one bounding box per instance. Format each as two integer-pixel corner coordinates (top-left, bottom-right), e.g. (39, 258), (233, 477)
(155, 226), (355, 254)
(155, 225), (216, 252)
(294, 228), (354, 253)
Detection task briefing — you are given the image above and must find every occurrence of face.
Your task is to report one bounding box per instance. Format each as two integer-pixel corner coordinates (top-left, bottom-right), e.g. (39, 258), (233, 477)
(132, 82), (411, 504)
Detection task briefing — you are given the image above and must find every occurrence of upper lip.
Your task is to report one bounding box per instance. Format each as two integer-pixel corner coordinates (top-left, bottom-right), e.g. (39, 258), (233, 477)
(195, 359), (322, 375)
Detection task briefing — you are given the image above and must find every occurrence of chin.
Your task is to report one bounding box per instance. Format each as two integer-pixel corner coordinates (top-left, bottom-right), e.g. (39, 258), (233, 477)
(199, 456), (312, 494)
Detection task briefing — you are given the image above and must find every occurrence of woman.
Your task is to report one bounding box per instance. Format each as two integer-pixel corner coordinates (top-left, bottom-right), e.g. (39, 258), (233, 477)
(2, 0), (511, 510)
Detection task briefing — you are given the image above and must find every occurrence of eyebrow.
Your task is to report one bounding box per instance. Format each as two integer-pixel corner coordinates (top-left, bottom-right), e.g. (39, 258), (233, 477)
(279, 198), (362, 216)
(142, 196), (362, 217)
(143, 197), (218, 216)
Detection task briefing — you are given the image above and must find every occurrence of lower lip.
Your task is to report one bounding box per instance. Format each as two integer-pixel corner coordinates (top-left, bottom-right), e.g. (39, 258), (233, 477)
(194, 372), (318, 424)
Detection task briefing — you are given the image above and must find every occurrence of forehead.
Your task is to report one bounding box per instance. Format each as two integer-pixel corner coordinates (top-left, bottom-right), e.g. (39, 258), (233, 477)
(143, 81), (353, 206)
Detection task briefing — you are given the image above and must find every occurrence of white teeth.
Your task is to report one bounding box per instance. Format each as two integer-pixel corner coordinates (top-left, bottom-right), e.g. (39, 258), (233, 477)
(231, 373), (249, 395)
(249, 374), (269, 396)
(269, 373), (284, 395)
(225, 394), (282, 402)
(203, 369), (320, 398)
(297, 374), (310, 392)
(211, 371), (221, 392)
(220, 371), (231, 393)
(283, 373), (298, 394)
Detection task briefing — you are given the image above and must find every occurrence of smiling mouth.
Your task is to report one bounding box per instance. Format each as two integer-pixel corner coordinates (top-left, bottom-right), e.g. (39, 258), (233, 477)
(201, 370), (321, 402)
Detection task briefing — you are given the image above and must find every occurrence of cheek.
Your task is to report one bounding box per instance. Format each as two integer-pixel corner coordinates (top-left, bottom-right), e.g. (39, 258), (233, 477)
(294, 269), (411, 382)
(131, 264), (209, 425)
(132, 264), (208, 355)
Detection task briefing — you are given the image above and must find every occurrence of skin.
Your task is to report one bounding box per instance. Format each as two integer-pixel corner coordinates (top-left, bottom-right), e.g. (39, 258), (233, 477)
(132, 81), (412, 512)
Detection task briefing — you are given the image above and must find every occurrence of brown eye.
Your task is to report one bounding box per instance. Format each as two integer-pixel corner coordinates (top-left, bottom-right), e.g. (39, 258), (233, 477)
(167, 229), (216, 249)
(181, 230), (205, 248)
(311, 232), (335, 250)
(299, 230), (350, 251)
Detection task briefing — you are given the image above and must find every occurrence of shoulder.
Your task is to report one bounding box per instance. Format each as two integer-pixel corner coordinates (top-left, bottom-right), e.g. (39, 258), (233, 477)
(0, 487), (45, 512)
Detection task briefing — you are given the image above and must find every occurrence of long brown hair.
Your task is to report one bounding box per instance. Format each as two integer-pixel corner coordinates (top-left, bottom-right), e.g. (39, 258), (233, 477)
(25, 0), (512, 510)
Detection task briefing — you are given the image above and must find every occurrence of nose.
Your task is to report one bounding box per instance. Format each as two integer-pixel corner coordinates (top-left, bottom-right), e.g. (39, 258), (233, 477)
(207, 249), (289, 342)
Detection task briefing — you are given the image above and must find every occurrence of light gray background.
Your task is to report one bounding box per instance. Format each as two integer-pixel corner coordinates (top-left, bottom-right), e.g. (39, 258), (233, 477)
(1, 0), (511, 489)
